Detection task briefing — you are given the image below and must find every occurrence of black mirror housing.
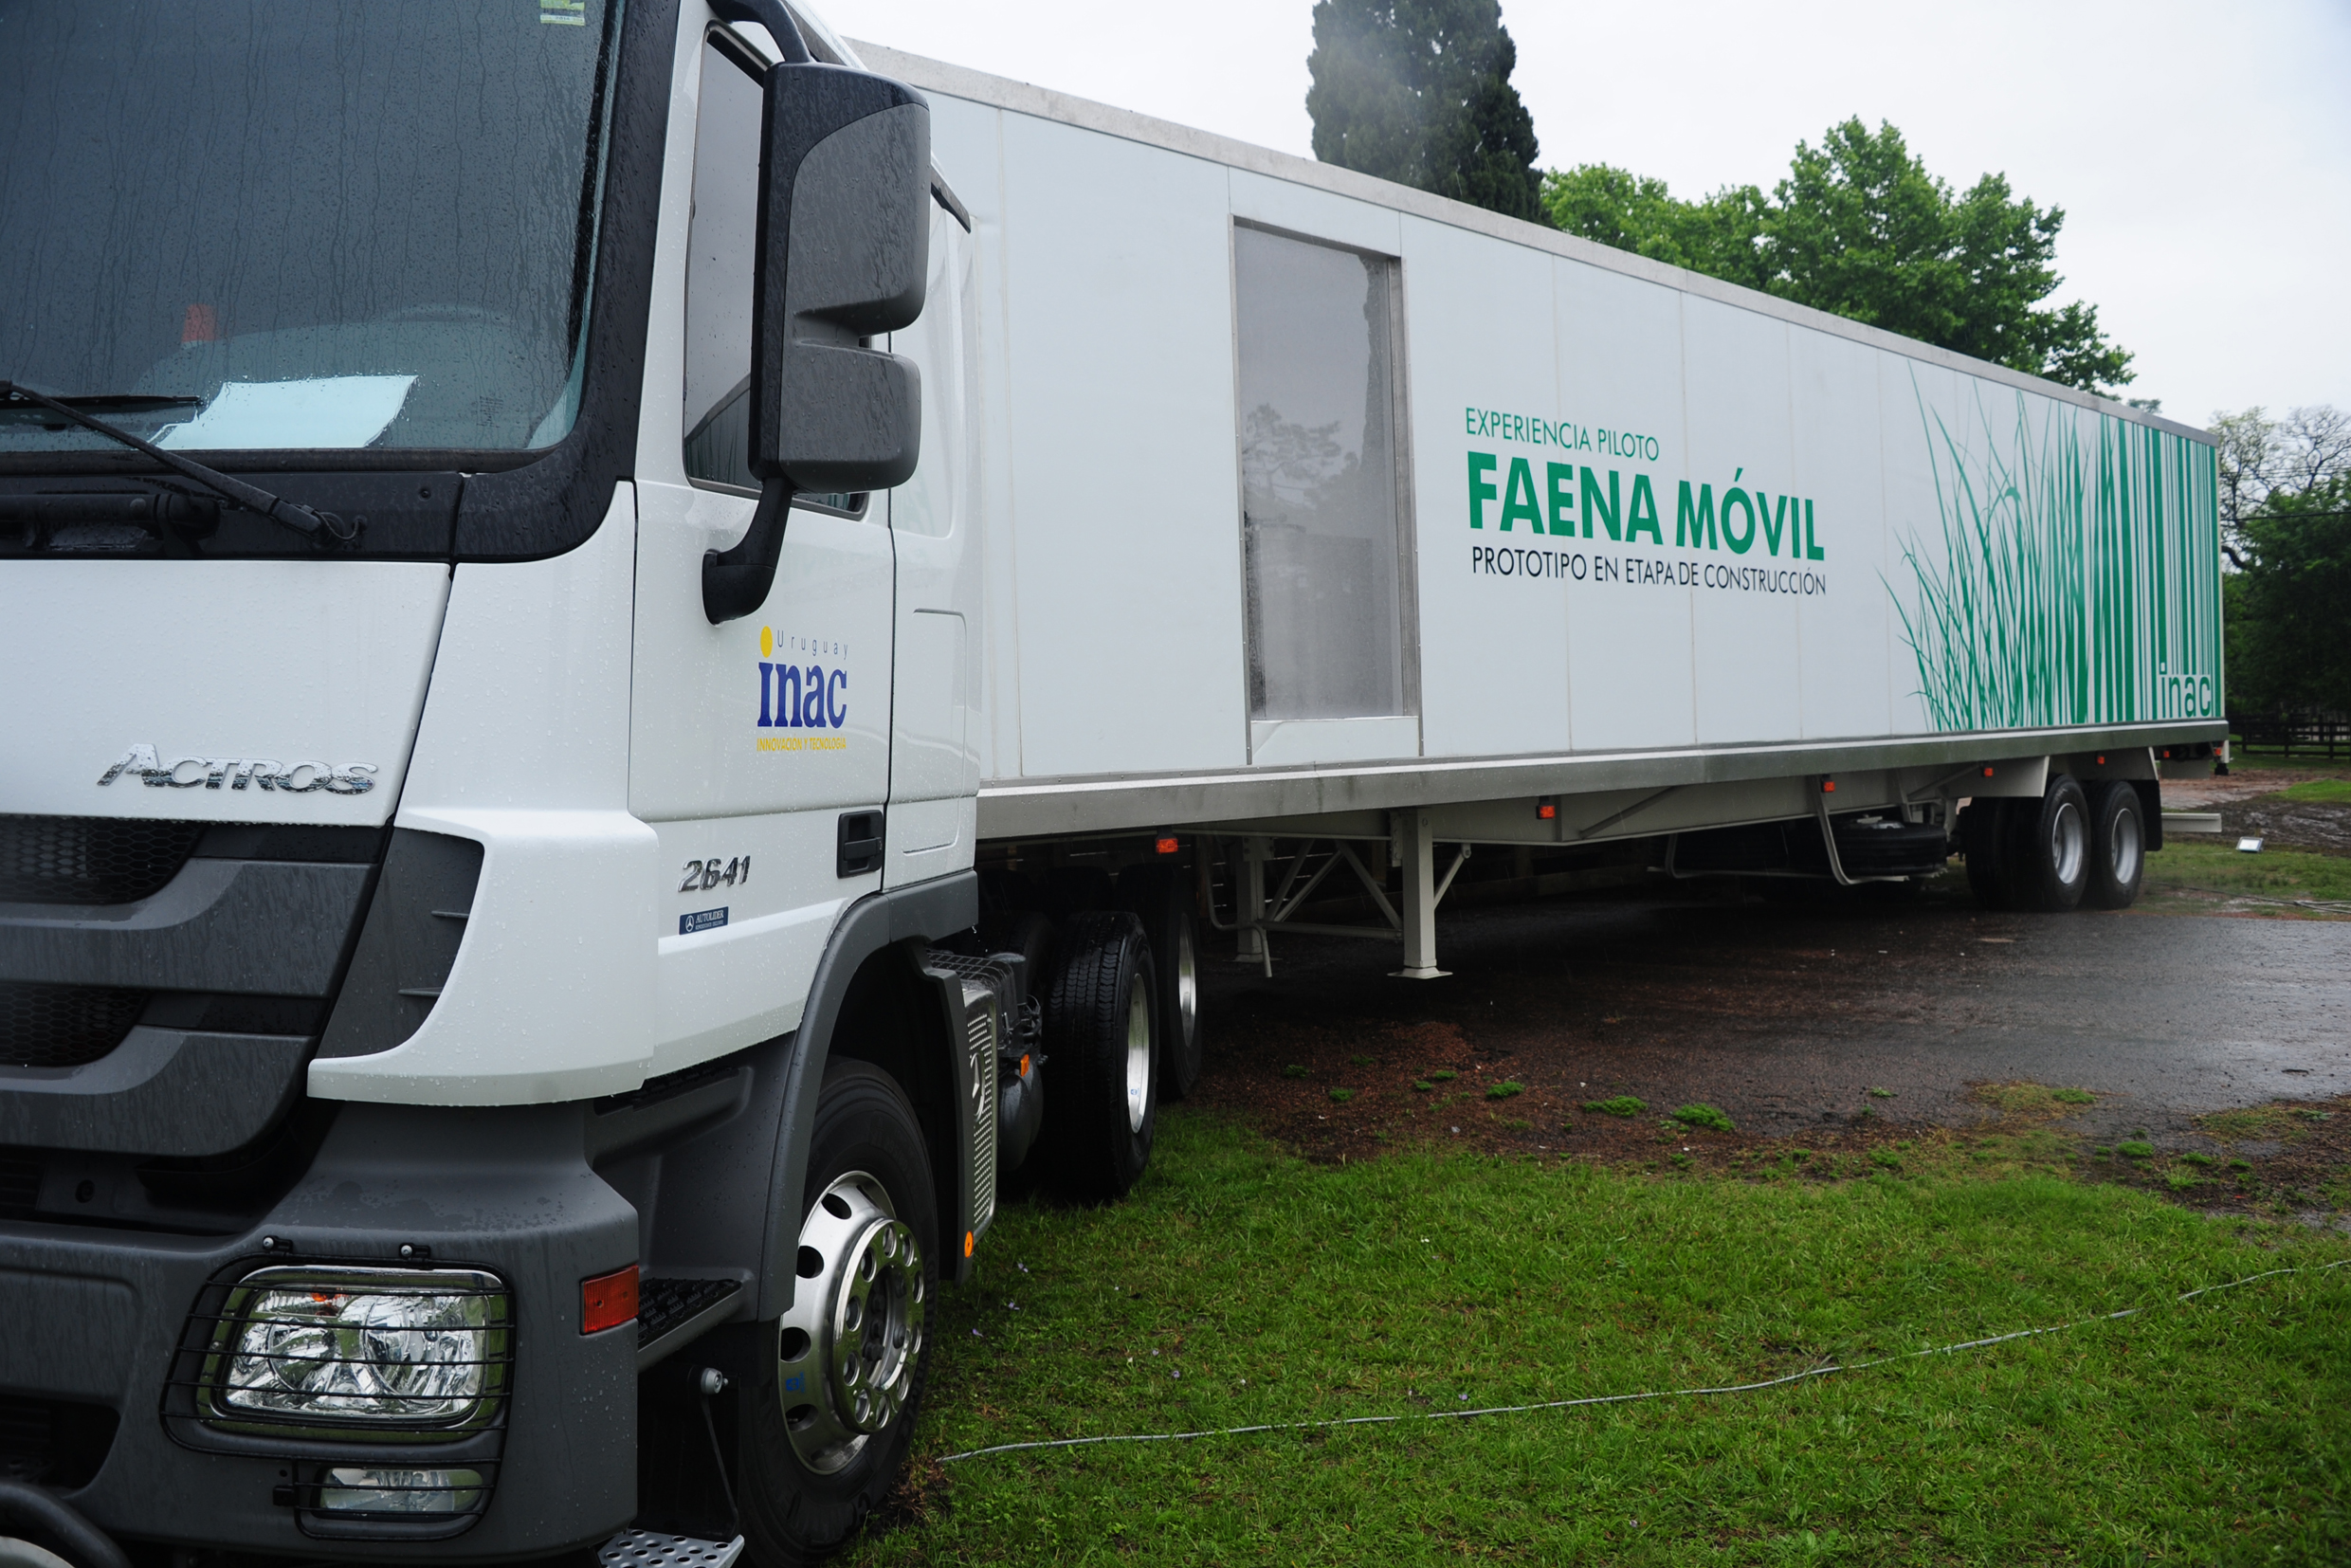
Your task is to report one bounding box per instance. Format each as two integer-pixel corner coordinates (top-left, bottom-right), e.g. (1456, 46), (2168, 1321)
(751, 65), (929, 492)
(705, 62), (930, 623)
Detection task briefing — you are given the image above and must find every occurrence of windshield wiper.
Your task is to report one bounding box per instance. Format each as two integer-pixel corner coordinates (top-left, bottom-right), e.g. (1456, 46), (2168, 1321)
(0, 381), (359, 547)
(0, 392), (202, 419)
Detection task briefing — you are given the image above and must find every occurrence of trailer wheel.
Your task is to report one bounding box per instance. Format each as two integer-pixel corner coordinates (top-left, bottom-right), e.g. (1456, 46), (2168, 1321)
(2007, 774), (2092, 912)
(1042, 910), (1158, 1202)
(737, 1060), (936, 1565)
(1960, 800), (2014, 909)
(2083, 780), (2147, 910)
(1117, 864), (1202, 1101)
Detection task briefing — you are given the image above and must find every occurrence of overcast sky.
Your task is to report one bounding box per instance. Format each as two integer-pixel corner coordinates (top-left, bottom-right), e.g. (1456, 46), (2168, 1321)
(821, 0), (2351, 428)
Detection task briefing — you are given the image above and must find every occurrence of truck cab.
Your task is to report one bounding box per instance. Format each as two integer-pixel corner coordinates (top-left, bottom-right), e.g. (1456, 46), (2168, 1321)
(1, 1), (1010, 1559)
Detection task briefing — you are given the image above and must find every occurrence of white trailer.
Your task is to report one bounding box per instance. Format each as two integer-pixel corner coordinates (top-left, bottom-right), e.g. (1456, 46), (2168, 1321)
(0, 2), (2219, 1563)
(865, 42), (2221, 978)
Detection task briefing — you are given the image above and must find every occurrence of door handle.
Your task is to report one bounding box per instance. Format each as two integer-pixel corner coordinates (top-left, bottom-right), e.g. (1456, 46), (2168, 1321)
(837, 811), (885, 878)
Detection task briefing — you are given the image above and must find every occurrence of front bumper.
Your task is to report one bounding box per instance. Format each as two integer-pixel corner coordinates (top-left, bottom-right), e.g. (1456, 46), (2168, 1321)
(0, 1101), (639, 1559)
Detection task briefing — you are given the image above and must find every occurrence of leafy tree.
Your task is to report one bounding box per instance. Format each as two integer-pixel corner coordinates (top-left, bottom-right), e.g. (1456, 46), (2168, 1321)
(1539, 164), (1767, 286)
(2213, 404), (2351, 715)
(1772, 121), (2129, 391)
(1307, 0), (1542, 222)
(1542, 119), (2133, 395)
(2212, 404), (2351, 567)
(2228, 476), (2351, 715)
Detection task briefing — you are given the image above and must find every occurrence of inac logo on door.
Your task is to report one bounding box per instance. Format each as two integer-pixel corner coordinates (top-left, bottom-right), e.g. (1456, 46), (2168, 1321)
(754, 625), (850, 753)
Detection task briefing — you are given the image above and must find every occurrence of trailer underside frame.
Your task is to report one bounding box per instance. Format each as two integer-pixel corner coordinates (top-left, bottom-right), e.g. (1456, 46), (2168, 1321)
(978, 719), (2225, 979)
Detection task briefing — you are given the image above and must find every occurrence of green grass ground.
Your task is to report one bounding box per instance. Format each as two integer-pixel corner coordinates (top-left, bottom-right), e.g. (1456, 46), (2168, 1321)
(2138, 759), (2351, 916)
(2140, 839), (2351, 917)
(853, 1111), (2351, 1567)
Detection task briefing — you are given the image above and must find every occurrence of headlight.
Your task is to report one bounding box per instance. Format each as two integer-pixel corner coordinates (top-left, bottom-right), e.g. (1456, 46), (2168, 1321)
(201, 1266), (510, 1439)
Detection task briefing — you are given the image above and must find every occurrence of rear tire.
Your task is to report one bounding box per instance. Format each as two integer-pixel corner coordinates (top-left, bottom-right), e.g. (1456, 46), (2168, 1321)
(1041, 910), (1158, 1202)
(1117, 863), (1201, 1101)
(2083, 780), (2147, 910)
(2006, 774), (2091, 912)
(736, 1061), (937, 1566)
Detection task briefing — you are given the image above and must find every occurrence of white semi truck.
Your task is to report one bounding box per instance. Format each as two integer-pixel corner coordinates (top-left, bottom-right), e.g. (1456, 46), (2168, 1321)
(0, 2), (2223, 1562)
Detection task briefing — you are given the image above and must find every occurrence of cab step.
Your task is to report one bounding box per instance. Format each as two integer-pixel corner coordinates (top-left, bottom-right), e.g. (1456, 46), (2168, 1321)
(599, 1528), (744, 1568)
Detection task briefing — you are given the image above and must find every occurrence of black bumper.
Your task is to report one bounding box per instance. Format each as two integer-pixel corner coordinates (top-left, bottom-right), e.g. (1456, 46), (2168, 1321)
(0, 1101), (640, 1559)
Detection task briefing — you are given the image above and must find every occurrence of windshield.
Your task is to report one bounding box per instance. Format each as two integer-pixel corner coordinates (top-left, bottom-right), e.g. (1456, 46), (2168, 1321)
(0, 0), (620, 458)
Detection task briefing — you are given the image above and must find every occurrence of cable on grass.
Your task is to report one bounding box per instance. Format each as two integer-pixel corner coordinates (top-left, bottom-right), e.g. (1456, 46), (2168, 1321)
(936, 1257), (2350, 1464)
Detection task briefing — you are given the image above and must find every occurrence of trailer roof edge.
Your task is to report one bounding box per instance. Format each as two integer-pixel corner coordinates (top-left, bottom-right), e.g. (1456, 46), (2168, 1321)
(850, 40), (2214, 450)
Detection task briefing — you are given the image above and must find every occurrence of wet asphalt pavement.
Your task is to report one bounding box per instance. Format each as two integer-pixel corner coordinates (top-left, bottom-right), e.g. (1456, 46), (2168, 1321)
(1194, 883), (2351, 1154)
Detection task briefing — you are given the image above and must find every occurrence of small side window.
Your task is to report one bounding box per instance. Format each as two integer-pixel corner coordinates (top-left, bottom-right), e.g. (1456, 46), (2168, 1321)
(680, 33), (866, 519)
(1235, 226), (1409, 720)
(682, 37), (761, 492)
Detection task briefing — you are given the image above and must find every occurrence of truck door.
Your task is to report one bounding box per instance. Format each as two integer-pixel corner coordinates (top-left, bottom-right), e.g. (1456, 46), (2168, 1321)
(628, 23), (895, 1069)
(884, 202), (982, 887)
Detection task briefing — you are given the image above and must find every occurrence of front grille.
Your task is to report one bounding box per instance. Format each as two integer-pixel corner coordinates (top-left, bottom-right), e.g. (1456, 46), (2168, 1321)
(0, 980), (147, 1068)
(0, 813), (204, 904)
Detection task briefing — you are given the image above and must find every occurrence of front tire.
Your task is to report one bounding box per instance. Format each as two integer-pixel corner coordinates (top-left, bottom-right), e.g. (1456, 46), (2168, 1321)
(1042, 910), (1158, 1202)
(737, 1061), (937, 1566)
(2083, 780), (2147, 909)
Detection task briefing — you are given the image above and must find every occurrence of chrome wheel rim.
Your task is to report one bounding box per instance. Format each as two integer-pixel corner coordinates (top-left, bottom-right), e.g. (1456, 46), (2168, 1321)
(776, 1171), (925, 1475)
(1123, 980), (1151, 1135)
(2050, 801), (2086, 886)
(1175, 921), (1198, 1048)
(2110, 807), (2142, 885)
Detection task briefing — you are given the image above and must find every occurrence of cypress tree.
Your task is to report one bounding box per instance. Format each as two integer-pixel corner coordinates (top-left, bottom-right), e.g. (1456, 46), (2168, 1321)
(1306, 0), (1543, 224)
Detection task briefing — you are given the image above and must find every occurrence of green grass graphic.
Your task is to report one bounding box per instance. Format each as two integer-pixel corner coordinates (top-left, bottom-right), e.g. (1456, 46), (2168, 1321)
(1888, 379), (2221, 733)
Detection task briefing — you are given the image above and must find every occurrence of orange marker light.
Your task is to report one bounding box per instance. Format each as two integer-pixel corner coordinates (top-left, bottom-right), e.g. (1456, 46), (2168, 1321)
(580, 1265), (639, 1335)
(1821, 779), (1836, 793)
(1536, 803), (1557, 820)
(964, 1231), (975, 1258)
(1983, 767), (1996, 777)
(1156, 836), (1179, 855)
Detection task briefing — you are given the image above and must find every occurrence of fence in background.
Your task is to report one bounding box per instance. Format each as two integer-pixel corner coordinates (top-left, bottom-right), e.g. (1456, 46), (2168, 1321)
(2231, 709), (2350, 761)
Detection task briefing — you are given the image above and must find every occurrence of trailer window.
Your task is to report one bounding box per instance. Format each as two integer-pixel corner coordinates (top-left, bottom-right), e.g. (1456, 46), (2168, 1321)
(681, 35), (864, 516)
(1234, 228), (1409, 721)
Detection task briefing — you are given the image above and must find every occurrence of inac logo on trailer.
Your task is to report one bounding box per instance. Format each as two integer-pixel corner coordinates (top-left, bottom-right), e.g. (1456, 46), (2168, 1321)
(753, 625), (851, 752)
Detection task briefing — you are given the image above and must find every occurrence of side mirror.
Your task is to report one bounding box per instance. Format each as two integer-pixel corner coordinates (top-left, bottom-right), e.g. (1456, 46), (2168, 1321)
(705, 58), (930, 623)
